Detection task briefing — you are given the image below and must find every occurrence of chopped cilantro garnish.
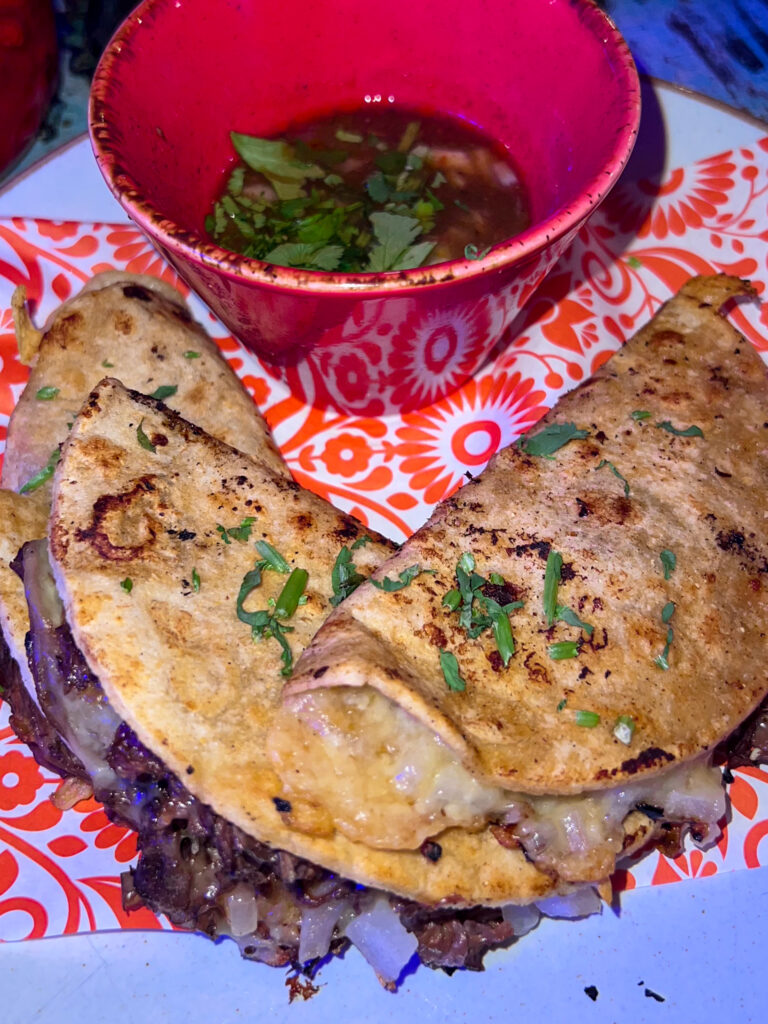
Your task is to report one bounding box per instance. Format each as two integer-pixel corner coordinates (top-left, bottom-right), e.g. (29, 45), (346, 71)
(630, 410), (651, 421)
(596, 458), (630, 496)
(557, 698), (568, 712)
(655, 420), (704, 438)
(445, 552), (523, 664)
(149, 384), (178, 402)
(613, 715), (635, 744)
(660, 549), (676, 580)
(439, 649), (466, 692)
(217, 516), (257, 544)
(464, 244), (491, 260)
(542, 550), (563, 626)
(517, 423), (589, 458)
(19, 448), (60, 494)
(101, 359), (114, 368)
(626, 255), (643, 269)
(330, 545), (367, 606)
(236, 563), (308, 676)
(370, 564), (434, 592)
(654, 603), (676, 670)
(136, 419), (156, 453)
(548, 640), (580, 660)
(35, 386), (59, 400)
(120, 577), (133, 594)
(367, 212), (435, 272)
(207, 116), (526, 273)
(555, 605), (594, 636)
(254, 540), (290, 573)
(230, 132), (326, 200)
(575, 710), (600, 727)
(191, 568), (200, 592)
(350, 534), (372, 550)
(183, 350), (201, 359)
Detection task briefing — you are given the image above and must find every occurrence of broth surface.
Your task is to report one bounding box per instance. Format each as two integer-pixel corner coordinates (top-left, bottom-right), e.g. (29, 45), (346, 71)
(206, 107), (530, 272)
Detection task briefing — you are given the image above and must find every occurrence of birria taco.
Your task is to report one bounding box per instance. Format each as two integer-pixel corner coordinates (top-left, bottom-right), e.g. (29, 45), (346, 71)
(267, 275), (768, 896)
(0, 275), (766, 984)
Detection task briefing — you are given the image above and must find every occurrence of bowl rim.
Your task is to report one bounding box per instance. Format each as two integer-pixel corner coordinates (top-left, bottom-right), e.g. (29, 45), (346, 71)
(89, 0), (641, 296)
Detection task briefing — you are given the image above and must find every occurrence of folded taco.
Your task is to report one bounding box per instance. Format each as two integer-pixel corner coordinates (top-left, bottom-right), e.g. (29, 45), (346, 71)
(268, 274), (768, 890)
(4, 271), (286, 498)
(1, 275), (765, 984)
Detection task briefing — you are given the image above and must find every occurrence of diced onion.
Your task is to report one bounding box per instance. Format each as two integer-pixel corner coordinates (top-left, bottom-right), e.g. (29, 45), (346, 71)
(501, 903), (541, 937)
(343, 897), (418, 984)
(223, 883), (259, 937)
(298, 900), (345, 964)
(536, 887), (602, 919)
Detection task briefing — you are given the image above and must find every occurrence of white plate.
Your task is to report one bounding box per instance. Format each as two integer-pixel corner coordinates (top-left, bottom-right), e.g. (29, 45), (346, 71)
(1, 80), (767, 1024)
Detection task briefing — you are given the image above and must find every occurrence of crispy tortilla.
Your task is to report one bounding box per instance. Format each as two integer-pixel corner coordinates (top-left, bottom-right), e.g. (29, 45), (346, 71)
(279, 275), (768, 805)
(2, 272), (286, 497)
(48, 379), (566, 905)
(0, 490), (49, 695)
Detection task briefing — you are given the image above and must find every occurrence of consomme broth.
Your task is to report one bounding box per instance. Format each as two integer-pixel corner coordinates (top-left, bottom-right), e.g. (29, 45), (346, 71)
(206, 106), (531, 273)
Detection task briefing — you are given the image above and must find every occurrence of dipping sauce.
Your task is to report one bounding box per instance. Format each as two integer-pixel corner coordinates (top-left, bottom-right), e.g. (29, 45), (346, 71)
(206, 107), (530, 272)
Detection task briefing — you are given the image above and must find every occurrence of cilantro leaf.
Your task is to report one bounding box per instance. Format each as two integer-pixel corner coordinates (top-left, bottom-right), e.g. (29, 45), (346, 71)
(230, 132), (325, 199)
(518, 423), (589, 458)
(330, 546), (367, 606)
(20, 448), (60, 494)
(370, 564), (433, 592)
(263, 242), (344, 271)
(464, 244), (491, 260)
(35, 386), (59, 400)
(555, 605), (594, 636)
(596, 458), (630, 496)
(660, 549), (676, 579)
(136, 419), (156, 453)
(149, 385), (178, 402)
(217, 517), (257, 544)
(655, 420), (704, 438)
(439, 649), (466, 692)
(366, 212), (430, 272)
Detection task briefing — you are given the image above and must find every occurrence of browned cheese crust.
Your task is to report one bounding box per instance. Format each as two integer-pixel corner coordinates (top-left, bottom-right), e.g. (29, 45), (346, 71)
(48, 379), (564, 906)
(285, 275), (768, 795)
(2, 272), (286, 498)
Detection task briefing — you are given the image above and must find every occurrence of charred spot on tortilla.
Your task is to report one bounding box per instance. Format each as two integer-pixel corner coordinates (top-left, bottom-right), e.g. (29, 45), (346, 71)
(594, 748), (676, 781)
(74, 477), (160, 562)
(122, 283), (155, 303)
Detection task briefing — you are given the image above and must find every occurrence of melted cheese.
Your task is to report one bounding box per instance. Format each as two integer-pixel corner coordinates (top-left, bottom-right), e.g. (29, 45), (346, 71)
(268, 684), (725, 882)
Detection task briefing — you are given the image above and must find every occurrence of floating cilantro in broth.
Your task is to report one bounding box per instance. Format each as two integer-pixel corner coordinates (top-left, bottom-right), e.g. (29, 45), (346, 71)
(207, 107), (530, 273)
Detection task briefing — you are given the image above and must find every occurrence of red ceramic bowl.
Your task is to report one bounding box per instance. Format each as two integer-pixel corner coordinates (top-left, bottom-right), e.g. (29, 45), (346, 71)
(0, 0), (58, 178)
(90, 0), (639, 415)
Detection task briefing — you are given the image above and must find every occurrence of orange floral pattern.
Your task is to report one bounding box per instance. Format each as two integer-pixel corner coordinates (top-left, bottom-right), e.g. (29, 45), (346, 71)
(0, 130), (767, 940)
